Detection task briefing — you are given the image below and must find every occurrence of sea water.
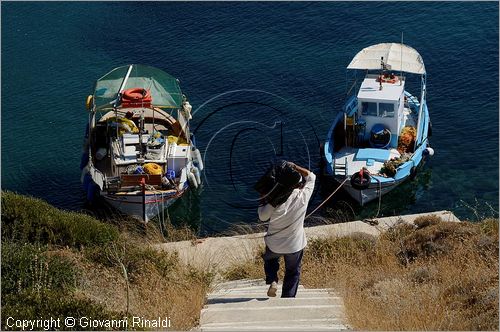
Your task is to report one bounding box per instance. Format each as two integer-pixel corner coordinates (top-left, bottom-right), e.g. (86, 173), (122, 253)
(2, 2), (498, 234)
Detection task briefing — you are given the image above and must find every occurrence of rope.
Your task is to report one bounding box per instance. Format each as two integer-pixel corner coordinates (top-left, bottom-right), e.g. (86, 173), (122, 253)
(362, 174), (382, 225)
(152, 175), (349, 242)
(305, 177), (349, 219)
(224, 177), (350, 240)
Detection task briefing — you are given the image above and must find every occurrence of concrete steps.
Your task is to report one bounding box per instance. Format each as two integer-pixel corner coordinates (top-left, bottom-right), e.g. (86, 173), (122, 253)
(199, 279), (349, 331)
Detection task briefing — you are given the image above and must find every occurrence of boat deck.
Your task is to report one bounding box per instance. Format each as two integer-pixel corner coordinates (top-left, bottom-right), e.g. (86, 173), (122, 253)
(333, 147), (400, 176)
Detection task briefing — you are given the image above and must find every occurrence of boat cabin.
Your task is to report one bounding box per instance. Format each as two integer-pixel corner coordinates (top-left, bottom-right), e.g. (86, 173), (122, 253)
(356, 74), (405, 148)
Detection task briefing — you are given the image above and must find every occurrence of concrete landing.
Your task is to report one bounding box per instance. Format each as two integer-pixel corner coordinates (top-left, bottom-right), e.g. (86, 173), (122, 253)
(198, 279), (349, 331)
(154, 210), (460, 271)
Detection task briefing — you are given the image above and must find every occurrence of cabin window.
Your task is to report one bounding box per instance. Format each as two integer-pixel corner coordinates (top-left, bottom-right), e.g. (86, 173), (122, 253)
(379, 103), (395, 118)
(361, 102), (377, 116)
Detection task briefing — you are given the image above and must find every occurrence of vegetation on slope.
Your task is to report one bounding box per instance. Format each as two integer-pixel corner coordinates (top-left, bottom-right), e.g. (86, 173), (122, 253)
(223, 215), (499, 331)
(1, 192), (212, 331)
(3, 191), (497, 331)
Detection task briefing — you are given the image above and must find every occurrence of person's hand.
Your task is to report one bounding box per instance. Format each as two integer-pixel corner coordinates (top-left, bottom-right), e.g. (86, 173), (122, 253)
(287, 161), (297, 170)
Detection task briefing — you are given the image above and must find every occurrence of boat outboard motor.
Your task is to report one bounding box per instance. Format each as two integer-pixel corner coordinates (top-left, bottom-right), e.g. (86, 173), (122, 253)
(254, 160), (302, 207)
(369, 124), (391, 149)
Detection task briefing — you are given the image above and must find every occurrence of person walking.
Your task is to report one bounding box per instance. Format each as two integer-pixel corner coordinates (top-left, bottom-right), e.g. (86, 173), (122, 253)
(257, 162), (315, 298)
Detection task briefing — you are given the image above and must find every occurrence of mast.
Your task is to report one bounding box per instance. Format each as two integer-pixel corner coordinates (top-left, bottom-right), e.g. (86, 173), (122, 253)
(414, 74), (426, 151)
(400, 32), (403, 85)
(113, 64), (134, 138)
(114, 64), (134, 108)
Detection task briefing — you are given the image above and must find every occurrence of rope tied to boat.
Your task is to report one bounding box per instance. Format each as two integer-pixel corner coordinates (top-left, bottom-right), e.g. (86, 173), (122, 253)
(219, 177), (350, 241)
(304, 177), (349, 219)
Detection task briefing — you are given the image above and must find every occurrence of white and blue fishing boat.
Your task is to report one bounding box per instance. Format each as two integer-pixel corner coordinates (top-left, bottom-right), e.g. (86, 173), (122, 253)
(80, 65), (203, 222)
(323, 43), (434, 206)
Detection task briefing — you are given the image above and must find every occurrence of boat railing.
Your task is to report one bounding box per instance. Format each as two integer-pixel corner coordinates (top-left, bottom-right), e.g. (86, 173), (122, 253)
(343, 95), (357, 116)
(345, 79), (358, 99)
(333, 157), (348, 176)
(413, 88), (427, 150)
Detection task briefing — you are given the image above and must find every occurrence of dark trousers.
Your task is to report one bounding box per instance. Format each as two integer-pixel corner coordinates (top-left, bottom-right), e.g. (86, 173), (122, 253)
(262, 246), (304, 298)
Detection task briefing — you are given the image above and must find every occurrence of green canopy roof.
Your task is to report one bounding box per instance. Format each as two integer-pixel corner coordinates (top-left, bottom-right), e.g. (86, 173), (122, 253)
(93, 64), (183, 111)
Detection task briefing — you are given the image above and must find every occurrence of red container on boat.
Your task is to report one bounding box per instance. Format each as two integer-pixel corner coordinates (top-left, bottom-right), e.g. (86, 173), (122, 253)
(121, 88), (152, 108)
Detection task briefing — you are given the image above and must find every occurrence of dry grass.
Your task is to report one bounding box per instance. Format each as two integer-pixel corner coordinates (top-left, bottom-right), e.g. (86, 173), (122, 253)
(77, 228), (213, 330)
(1, 192), (212, 331)
(222, 216), (499, 330)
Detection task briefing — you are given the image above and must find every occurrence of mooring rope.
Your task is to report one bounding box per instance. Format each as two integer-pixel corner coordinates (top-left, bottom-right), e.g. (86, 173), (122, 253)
(305, 177), (349, 219)
(219, 176), (350, 240)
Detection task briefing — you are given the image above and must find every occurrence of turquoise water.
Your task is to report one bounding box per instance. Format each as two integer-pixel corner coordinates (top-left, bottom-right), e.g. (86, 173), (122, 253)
(2, 2), (498, 234)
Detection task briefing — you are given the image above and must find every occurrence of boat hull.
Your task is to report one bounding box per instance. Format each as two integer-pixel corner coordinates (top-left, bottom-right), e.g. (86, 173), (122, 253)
(333, 175), (405, 206)
(101, 188), (187, 222)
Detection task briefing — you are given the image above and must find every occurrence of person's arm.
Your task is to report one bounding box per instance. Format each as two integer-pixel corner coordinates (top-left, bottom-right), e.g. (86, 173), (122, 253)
(289, 163), (310, 178)
(258, 203), (275, 222)
(289, 162), (316, 201)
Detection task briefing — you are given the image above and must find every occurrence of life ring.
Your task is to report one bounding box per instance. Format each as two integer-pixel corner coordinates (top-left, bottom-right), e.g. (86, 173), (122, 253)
(107, 117), (139, 135)
(122, 88), (151, 100)
(121, 88), (152, 108)
(144, 163), (163, 175)
(378, 73), (399, 84)
(350, 168), (371, 190)
(370, 124), (392, 149)
(86, 95), (93, 110)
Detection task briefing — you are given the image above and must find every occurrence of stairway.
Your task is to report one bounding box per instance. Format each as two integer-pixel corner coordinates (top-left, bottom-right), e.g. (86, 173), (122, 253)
(198, 279), (349, 331)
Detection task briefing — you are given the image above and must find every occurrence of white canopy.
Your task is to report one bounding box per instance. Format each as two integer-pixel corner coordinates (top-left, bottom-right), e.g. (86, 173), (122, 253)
(347, 43), (425, 75)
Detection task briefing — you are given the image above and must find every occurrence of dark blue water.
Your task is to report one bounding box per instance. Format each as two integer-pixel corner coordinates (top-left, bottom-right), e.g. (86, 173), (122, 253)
(2, 2), (498, 234)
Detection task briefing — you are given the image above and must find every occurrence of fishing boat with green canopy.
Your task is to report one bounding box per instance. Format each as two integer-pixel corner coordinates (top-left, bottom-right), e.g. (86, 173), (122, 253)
(80, 64), (204, 222)
(92, 64), (184, 111)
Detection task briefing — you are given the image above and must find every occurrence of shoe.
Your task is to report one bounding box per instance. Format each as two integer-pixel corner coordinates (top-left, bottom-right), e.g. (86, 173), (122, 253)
(267, 281), (278, 297)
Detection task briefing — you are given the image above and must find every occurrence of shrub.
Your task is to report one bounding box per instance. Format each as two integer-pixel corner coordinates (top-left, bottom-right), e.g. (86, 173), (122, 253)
(1, 241), (75, 296)
(1, 292), (123, 331)
(1, 191), (119, 247)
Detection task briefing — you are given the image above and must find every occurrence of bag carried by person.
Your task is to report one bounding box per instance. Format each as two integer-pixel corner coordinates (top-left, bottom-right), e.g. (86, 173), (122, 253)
(254, 160), (301, 207)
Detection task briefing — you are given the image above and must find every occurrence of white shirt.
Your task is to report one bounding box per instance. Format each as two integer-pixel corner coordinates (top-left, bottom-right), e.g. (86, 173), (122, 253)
(258, 172), (316, 254)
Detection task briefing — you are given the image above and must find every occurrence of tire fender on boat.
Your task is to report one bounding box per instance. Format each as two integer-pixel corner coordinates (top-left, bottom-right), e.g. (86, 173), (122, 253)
(350, 168), (371, 190)
(188, 171), (198, 189)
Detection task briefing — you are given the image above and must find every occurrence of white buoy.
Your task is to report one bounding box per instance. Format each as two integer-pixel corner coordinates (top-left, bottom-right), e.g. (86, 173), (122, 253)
(193, 148), (204, 171)
(188, 171), (198, 189)
(424, 147), (435, 156)
(192, 166), (201, 185)
(178, 168), (187, 191)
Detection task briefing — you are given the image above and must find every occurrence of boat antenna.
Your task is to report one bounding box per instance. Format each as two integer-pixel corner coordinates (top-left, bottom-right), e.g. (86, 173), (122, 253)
(400, 32), (404, 86)
(379, 56), (384, 90)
